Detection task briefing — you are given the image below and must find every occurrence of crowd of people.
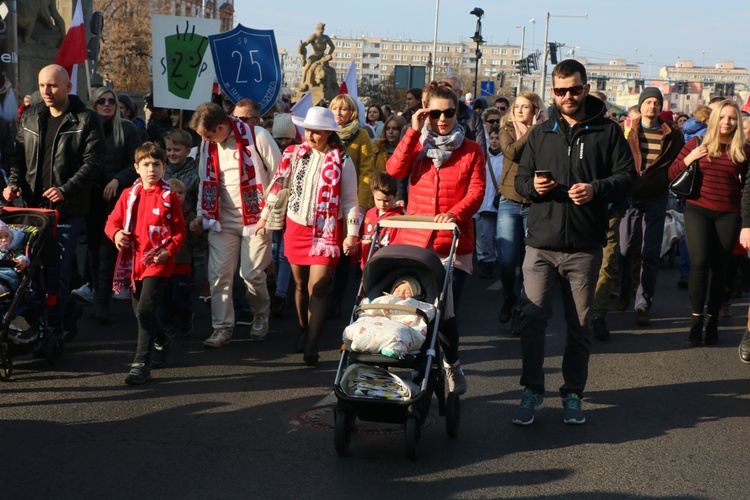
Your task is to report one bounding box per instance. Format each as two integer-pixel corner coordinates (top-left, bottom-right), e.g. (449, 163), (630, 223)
(4, 62), (750, 416)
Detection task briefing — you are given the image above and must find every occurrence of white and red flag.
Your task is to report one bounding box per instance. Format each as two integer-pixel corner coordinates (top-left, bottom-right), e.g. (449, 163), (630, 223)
(54, 0), (87, 93)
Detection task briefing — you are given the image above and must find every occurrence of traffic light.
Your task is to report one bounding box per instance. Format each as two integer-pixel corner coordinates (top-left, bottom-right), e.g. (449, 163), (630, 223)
(515, 58), (528, 75)
(497, 72), (506, 87)
(726, 83), (735, 96)
(596, 76), (607, 90)
(548, 42), (558, 64)
(527, 53), (538, 72)
(635, 78), (645, 92)
(714, 82), (725, 95)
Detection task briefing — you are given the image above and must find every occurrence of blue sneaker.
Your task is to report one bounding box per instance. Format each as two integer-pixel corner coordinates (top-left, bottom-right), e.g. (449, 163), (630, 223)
(562, 393), (585, 424)
(512, 389), (544, 426)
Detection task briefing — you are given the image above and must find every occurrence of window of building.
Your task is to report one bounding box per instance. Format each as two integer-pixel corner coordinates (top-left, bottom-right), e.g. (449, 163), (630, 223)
(356, 42), (361, 48)
(501, 49), (507, 55)
(501, 60), (507, 66)
(422, 45), (429, 51)
(381, 54), (387, 60)
(413, 55), (420, 62)
(512, 49), (520, 55)
(491, 59), (500, 65)
(492, 48), (500, 55)
(382, 65), (388, 71)
(374, 43), (380, 48)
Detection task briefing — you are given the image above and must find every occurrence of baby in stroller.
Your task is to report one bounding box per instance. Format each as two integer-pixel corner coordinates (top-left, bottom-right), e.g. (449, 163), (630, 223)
(343, 273), (436, 359)
(0, 220), (29, 300)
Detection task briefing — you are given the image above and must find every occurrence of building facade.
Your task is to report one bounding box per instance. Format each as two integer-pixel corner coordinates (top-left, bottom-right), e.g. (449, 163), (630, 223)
(155, 0), (234, 32)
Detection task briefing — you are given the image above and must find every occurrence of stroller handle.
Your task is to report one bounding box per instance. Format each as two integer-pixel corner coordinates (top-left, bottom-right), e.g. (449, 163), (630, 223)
(375, 215), (460, 234)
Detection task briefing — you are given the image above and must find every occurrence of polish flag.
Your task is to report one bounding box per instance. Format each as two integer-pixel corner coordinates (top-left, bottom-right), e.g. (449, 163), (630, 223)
(290, 91), (313, 142)
(338, 60), (358, 102)
(54, 0), (87, 93)
(742, 94), (750, 114)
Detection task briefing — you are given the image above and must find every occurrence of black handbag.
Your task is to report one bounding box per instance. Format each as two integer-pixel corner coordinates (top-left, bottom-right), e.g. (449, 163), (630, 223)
(669, 137), (702, 197)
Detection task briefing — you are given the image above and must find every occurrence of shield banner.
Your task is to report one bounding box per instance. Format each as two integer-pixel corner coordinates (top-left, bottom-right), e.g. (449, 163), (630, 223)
(209, 25), (281, 115)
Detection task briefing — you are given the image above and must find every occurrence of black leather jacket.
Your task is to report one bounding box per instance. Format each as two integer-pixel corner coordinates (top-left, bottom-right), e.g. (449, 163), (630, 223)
(10, 95), (105, 215)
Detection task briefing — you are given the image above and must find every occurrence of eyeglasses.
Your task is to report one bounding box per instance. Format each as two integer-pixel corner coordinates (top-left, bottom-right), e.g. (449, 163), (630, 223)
(486, 119), (500, 124)
(96, 97), (117, 106)
(552, 85), (585, 97)
(428, 108), (457, 119)
(237, 116), (260, 124)
(497, 107), (508, 111)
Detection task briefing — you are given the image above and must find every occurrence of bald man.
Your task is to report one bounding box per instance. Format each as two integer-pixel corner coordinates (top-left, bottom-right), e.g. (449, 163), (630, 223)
(5, 64), (105, 340)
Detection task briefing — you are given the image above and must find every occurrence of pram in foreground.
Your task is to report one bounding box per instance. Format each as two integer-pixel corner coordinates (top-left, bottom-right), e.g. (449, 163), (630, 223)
(0, 206), (62, 380)
(333, 216), (461, 460)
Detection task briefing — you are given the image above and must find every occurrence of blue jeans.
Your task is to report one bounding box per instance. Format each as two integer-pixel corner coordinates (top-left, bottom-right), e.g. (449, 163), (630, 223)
(495, 199), (529, 300)
(273, 230), (292, 296)
(51, 215), (84, 332)
(618, 197), (668, 311)
(474, 212), (498, 263)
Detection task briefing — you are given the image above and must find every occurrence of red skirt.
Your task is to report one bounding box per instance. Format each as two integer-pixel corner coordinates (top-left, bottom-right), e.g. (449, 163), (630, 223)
(284, 217), (343, 267)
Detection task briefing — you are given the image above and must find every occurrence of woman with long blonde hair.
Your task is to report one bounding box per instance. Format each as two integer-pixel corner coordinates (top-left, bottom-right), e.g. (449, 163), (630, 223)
(669, 99), (750, 346)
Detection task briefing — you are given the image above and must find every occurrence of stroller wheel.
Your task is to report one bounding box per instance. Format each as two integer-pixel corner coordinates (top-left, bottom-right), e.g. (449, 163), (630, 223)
(446, 392), (460, 438)
(45, 336), (64, 366)
(405, 415), (420, 461)
(0, 352), (12, 381)
(334, 409), (353, 455)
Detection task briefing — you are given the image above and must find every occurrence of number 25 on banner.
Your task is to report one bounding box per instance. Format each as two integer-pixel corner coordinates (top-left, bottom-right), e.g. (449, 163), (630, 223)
(209, 25), (282, 115)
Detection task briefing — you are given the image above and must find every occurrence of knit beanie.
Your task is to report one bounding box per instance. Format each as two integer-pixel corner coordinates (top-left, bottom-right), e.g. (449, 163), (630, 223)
(272, 113), (296, 140)
(638, 87), (663, 110)
(390, 274), (422, 297)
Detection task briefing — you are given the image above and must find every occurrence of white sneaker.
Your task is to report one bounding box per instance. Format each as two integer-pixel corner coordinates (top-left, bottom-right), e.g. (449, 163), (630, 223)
(444, 360), (468, 395)
(249, 315), (269, 340)
(203, 328), (232, 348)
(113, 289), (131, 301)
(71, 283), (94, 303)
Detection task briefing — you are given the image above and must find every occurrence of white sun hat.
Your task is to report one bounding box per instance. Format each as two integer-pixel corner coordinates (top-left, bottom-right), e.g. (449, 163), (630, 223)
(291, 106), (340, 131)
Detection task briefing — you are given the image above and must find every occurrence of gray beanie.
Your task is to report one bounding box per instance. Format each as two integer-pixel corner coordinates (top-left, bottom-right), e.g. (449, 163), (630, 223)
(391, 274), (422, 297)
(272, 113), (297, 140)
(638, 87), (663, 110)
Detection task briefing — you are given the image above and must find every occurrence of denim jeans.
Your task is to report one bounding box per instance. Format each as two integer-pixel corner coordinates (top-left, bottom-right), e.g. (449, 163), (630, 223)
(273, 229), (292, 296)
(51, 215), (85, 332)
(518, 246), (602, 396)
(495, 199), (529, 301)
(474, 212), (498, 263)
(618, 197), (668, 311)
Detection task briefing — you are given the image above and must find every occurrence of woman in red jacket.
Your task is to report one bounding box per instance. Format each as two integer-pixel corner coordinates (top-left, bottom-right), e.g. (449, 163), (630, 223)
(386, 80), (485, 395)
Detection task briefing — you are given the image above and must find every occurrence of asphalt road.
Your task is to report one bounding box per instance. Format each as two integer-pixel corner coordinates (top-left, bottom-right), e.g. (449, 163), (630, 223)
(1, 256), (748, 499)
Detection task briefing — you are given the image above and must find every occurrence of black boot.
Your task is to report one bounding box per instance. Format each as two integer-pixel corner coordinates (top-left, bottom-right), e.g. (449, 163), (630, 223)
(689, 315), (703, 346)
(704, 314), (718, 345)
(499, 294), (515, 324)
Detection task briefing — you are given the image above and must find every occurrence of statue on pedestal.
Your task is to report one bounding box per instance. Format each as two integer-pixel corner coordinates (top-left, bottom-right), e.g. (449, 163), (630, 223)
(297, 23), (339, 103)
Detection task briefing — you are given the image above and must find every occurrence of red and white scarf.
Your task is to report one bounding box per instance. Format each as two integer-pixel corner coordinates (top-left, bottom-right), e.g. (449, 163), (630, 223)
(199, 117), (263, 235)
(268, 143), (343, 257)
(112, 179), (173, 293)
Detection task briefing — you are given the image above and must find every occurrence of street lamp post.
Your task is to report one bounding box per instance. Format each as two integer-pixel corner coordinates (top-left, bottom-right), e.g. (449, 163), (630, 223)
(516, 25), (525, 96)
(470, 7), (485, 99)
(431, 0), (440, 81)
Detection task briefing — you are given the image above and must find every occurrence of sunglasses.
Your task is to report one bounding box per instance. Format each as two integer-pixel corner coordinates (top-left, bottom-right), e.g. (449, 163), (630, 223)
(552, 85), (585, 97)
(497, 107), (508, 111)
(96, 97), (117, 106)
(429, 108), (457, 119)
(237, 116), (260, 124)
(486, 119), (500, 124)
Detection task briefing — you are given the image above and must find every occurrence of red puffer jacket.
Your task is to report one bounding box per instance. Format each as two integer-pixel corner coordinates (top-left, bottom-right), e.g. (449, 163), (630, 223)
(386, 126), (485, 255)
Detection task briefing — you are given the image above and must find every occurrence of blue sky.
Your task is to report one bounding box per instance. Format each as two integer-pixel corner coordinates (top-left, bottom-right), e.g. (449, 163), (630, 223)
(235, 0), (750, 81)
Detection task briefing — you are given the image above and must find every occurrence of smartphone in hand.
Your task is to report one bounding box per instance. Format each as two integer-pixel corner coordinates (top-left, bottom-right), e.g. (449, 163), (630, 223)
(535, 170), (554, 181)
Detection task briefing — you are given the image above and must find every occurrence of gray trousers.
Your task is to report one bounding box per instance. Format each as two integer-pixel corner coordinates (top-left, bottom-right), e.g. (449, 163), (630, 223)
(518, 246), (602, 397)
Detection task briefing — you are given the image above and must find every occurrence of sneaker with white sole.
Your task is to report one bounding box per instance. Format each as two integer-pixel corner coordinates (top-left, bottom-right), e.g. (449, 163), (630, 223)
(562, 393), (585, 425)
(513, 389), (544, 426)
(249, 315), (269, 340)
(444, 360), (467, 395)
(71, 283), (94, 303)
(125, 363), (151, 385)
(203, 328), (232, 348)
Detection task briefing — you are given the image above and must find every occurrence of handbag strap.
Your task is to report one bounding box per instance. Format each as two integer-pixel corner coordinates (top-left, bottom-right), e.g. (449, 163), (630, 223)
(486, 156), (498, 190)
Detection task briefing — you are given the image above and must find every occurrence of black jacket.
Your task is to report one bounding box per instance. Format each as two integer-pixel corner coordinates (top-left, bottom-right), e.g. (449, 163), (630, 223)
(515, 96), (635, 251)
(456, 101), (486, 156)
(10, 95), (105, 215)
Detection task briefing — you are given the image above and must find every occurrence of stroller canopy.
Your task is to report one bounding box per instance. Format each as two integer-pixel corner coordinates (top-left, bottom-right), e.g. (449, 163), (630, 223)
(363, 244), (445, 302)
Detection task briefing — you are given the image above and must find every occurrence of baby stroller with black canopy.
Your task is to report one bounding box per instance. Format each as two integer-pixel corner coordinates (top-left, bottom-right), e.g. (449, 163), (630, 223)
(333, 216), (461, 460)
(0, 206), (62, 380)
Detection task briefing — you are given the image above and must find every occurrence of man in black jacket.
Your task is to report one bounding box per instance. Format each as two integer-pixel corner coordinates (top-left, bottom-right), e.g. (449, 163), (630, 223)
(442, 76), (486, 155)
(511, 60), (635, 426)
(4, 64), (105, 339)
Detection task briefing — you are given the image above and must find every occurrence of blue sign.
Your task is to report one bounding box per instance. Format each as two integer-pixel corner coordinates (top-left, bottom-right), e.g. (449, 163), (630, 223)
(208, 25), (281, 115)
(480, 81), (495, 97)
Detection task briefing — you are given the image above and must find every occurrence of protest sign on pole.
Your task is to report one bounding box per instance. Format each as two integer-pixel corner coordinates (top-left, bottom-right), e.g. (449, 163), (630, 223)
(152, 15), (219, 110)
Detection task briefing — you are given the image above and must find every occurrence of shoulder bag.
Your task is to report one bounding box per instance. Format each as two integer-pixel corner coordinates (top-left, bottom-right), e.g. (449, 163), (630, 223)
(669, 136), (702, 197)
(487, 157), (501, 208)
(264, 146), (297, 231)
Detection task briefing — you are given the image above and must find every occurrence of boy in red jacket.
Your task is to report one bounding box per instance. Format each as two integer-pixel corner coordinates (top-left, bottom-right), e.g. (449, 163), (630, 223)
(106, 142), (186, 385)
(359, 171), (404, 269)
